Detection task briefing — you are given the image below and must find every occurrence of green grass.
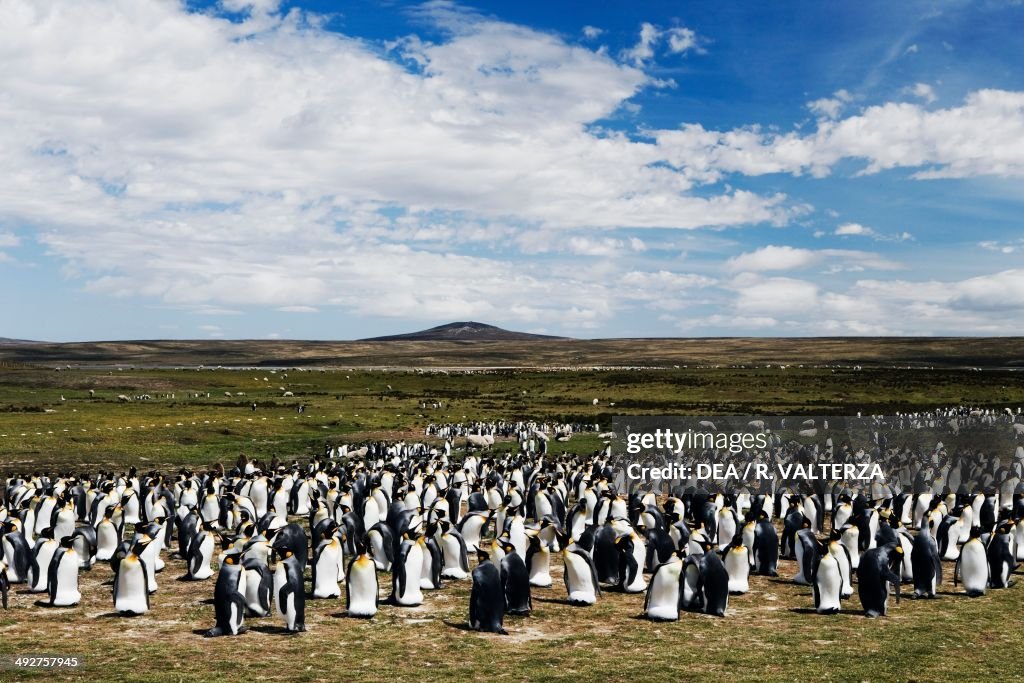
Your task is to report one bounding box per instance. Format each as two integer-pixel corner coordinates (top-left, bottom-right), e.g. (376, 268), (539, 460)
(2, 365), (1023, 473)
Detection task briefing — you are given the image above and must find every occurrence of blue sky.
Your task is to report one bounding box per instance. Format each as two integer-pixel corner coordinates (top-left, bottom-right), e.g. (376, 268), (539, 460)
(1, 0), (1022, 341)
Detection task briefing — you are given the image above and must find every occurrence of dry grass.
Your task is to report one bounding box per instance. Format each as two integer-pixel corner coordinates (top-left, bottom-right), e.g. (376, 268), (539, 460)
(1, 534), (1022, 683)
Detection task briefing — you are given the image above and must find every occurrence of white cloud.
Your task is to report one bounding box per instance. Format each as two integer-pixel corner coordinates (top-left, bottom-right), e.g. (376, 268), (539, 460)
(835, 223), (875, 237)
(623, 22), (660, 65)
(0, 232), (19, 248)
(979, 239), (1024, 254)
(834, 223), (913, 242)
(907, 82), (937, 104)
(685, 314), (778, 330)
(731, 274), (820, 315)
(622, 23), (702, 65)
(725, 245), (900, 273)
(582, 25), (603, 39)
(278, 305), (318, 313)
(666, 27), (699, 55)
(807, 89), (852, 120)
(656, 89), (1024, 180)
(904, 44), (919, 55)
(0, 0), (794, 331)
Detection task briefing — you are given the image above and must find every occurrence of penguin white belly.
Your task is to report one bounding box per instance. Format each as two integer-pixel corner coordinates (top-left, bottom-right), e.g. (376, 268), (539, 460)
(123, 495), (141, 524)
(724, 548), (750, 593)
(645, 563), (681, 621)
(960, 541), (988, 595)
(51, 551), (81, 606)
(313, 544), (342, 598)
(192, 535), (215, 580)
(140, 544), (159, 593)
(830, 547), (853, 598)
(898, 534), (914, 581)
(368, 531), (391, 571)
(528, 549), (552, 587)
(115, 559), (149, 614)
(53, 511), (76, 540)
(243, 568), (267, 616)
(273, 565), (289, 620)
(814, 554), (842, 613)
(717, 515), (736, 550)
(564, 553), (597, 605)
(3, 540), (22, 582)
(461, 518), (485, 552)
(742, 526), (756, 566)
(793, 542), (808, 585)
(396, 545), (423, 605)
(347, 562), (378, 617)
(362, 498), (380, 532)
(30, 542), (59, 592)
(419, 546), (436, 589)
(96, 522), (118, 561)
(841, 531), (860, 570)
(624, 543), (647, 593)
(681, 563), (700, 609)
(440, 536), (468, 580)
(510, 523), (527, 558)
(942, 523), (961, 561)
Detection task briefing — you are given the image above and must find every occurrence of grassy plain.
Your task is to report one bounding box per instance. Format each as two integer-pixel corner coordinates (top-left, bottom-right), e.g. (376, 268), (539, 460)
(0, 350), (1023, 682)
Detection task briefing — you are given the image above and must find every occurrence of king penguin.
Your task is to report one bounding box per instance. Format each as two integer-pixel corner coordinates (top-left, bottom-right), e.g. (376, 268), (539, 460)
(345, 546), (379, 618)
(954, 526), (989, 597)
(643, 552), (683, 621)
(271, 546), (306, 632)
(723, 538), (751, 594)
(857, 542), (903, 617)
(910, 530), (941, 598)
(113, 539), (151, 615)
(499, 540), (532, 616)
(526, 533), (553, 588)
(47, 535), (81, 607)
(204, 550), (247, 637)
(187, 522), (216, 580)
(560, 533), (600, 606)
(987, 522), (1017, 589)
(311, 532), (344, 599)
(469, 548), (507, 634)
(812, 542), (844, 614)
(390, 533), (424, 606)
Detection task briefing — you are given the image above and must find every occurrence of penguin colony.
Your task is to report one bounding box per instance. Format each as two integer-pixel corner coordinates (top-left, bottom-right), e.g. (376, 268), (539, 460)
(1, 411), (1022, 638)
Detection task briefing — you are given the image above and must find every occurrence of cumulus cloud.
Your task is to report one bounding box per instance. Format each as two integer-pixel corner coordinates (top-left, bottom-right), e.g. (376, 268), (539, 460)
(0, 0), (791, 330)
(655, 89), (1024, 180)
(582, 25), (603, 39)
(2, 0), (1021, 336)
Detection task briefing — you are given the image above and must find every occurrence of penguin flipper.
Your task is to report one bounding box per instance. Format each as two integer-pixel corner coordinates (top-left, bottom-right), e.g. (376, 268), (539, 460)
(47, 550), (62, 604)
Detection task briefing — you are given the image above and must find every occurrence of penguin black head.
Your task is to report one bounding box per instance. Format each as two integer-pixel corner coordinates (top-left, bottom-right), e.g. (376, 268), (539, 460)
(59, 535), (75, 548)
(475, 548), (490, 564)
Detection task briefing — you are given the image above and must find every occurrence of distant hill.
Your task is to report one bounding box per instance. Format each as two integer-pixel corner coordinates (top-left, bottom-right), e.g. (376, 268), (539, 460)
(362, 321), (571, 342)
(0, 337), (39, 345)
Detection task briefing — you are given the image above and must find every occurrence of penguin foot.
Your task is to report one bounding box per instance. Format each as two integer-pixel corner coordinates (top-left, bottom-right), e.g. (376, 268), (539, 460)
(204, 627), (224, 638)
